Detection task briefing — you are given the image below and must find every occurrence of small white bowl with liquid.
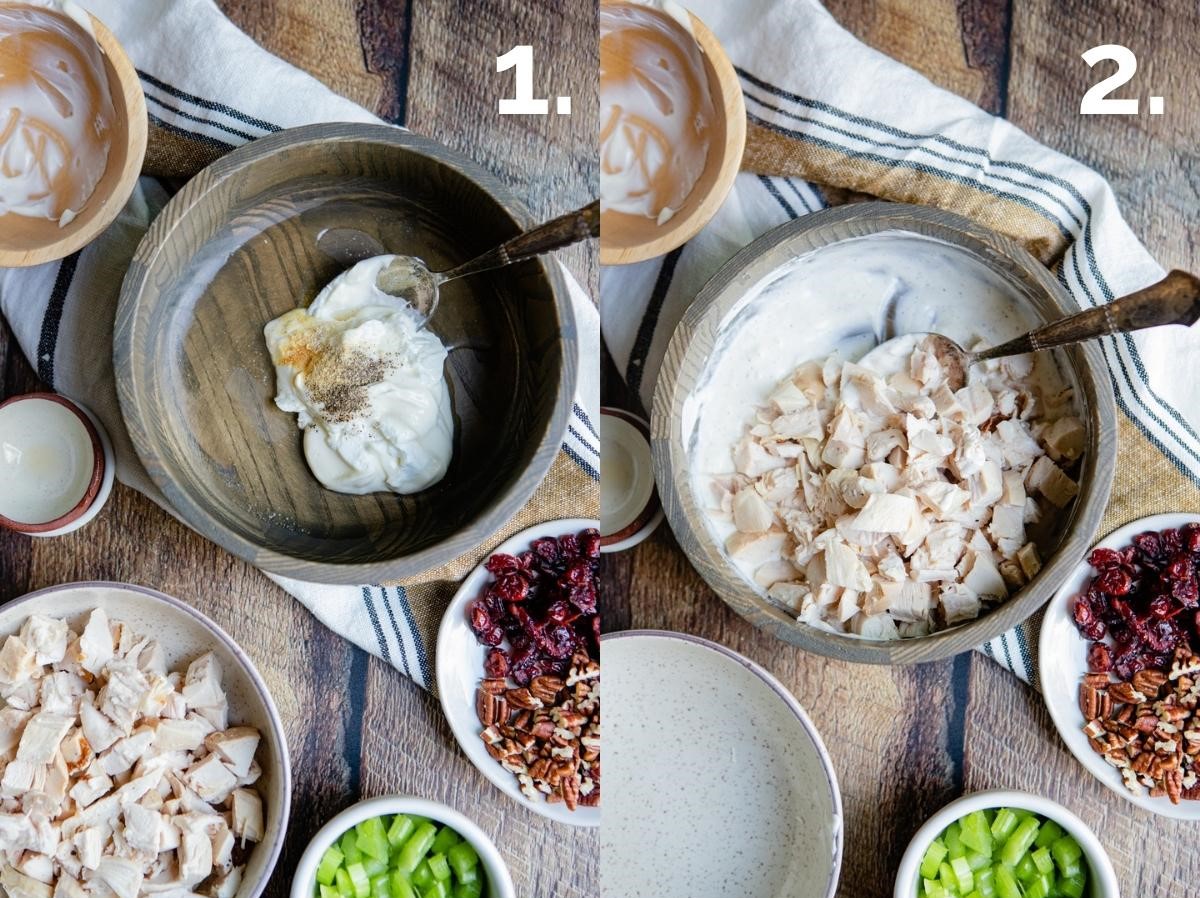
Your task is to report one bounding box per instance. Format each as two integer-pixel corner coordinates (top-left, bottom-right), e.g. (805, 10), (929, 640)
(0, 393), (114, 536)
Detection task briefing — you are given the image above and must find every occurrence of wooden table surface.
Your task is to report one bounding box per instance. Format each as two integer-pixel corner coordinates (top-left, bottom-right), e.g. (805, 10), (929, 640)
(0, 1), (597, 895)
(601, 1), (1200, 895)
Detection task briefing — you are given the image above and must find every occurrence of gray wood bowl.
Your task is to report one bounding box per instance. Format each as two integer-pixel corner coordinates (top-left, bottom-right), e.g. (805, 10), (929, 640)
(652, 203), (1116, 664)
(115, 124), (576, 584)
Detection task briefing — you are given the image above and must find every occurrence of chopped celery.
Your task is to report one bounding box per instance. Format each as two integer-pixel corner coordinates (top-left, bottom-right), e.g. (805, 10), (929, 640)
(950, 857), (973, 893)
(1033, 819), (1063, 849)
(428, 854), (451, 882)
(938, 861), (957, 894)
(388, 815), (416, 849)
(922, 882), (947, 898)
(1050, 834), (1084, 877)
(944, 822), (965, 858)
(1025, 873), (1053, 898)
(421, 882), (450, 898)
(347, 863), (371, 898)
(959, 811), (993, 856)
(430, 827), (460, 855)
(965, 852), (990, 873)
(447, 841), (480, 882)
(1031, 846), (1054, 875)
(452, 883), (482, 898)
(1059, 873), (1087, 898)
(389, 873), (417, 898)
(411, 861), (434, 891)
(974, 867), (995, 898)
(999, 817), (1040, 867)
(363, 858), (388, 878)
(920, 840), (949, 880)
(335, 869), (355, 898)
(371, 875), (389, 898)
(400, 824), (440, 875)
(1014, 853), (1038, 883)
(321, 887), (338, 898)
(356, 817), (390, 862)
(341, 832), (364, 866)
(318, 846), (346, 886)
(994, 864), (1021, 898)
(990, 809), (1019, 842)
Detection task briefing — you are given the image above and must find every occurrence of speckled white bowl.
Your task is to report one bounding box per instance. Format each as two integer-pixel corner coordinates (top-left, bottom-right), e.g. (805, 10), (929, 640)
(2, 582), (290, 896)
(602, 630), (842, 898)
(893, 790), (1119, 897)
(290, 795), (516, 898)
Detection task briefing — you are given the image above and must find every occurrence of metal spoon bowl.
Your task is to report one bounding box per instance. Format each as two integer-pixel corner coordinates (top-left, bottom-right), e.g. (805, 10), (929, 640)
(863, 269), (1200, 390)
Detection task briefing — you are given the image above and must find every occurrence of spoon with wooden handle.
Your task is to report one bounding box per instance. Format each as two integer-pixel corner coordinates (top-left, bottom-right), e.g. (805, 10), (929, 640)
(866, 270), (1200, 390)
(319, 200), (599, 323)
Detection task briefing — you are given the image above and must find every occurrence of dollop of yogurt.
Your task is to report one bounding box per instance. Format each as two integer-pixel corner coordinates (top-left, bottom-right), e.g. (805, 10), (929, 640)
(264, 256), (453, 495)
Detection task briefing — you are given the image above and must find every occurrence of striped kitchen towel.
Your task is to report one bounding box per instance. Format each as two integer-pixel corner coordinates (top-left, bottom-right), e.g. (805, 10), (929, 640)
(600, 0), (1200, 687)
(0, 0), (599, 692)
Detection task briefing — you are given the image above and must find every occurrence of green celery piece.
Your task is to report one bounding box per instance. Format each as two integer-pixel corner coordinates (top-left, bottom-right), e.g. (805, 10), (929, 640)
(363, 858), (388, 878)
(447, 841), (480, 882)
(1025, 873), (1053, 898)
(388, 816), (416, 849)
(938, 862), (958, 895)
(430, 827), (461, 856)
(999, 817), (1040, 868)
(371, 875), (390, 898)
(335, 869), (355, 898)
(993, 864), (1021, 898)
(421, 882), (450, 898)
(1050, 835), (1084, 877)
(1059, 873), (1087, 898)
(347, 863), (371, 898)
(389, 873), (417, 898)
(1015, 853), (1038, 884)
(959, 811), (993, 856)
(453, 882), (483, 898)
(923, 882), (947, 898)
(428, 854), (451, 882)
(1031, 846), (1054, 875)
(920, 840), (949, 880)
(411, 861), (435, 891)
(965, 852), (990, 873)
(320, 886), (338, 898)
(974, 867), (995, 898)
(399, 824), (439, 875)
(990, 809), (1019, 843)
(1033, 820), (1063, 849)
(454, 865), (478, 887)
(950, 857), (973, 893)
(342, 831), (364, 866)
(964, 893), (983, 898)
(944, 822), (965, 859)
(317, 845), (345, 887)
(357, 817), (390, 862)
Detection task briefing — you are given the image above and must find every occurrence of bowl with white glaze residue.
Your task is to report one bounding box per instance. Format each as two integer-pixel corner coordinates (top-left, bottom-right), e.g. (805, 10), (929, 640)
(602, 630), (842, 898)
(652, 203), (1116, 665)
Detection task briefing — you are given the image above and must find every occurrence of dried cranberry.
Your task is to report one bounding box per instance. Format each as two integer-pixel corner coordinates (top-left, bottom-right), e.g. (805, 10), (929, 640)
(1089, 547), (1123, 569)
(1166, 553), (1194, 581)
(1185, 525), (1200, 555)
(581, 528), (602, 558)
(557, 533), (579, 558)
(545, 600), (576, 624)
(469, 601), (493, 634)
(484, 649), (509, 678)
(1164, 529), (1183, 554)
(481, 626), (505, 647)
(1087, 642), (1112, 672)
(531, 537), (560, 565)
(1133, 531), (1163, 560)
(1096, 568), (1132, 596)
(492, 575), (530, 603)
(568, 584), (597, 614)
(562, 560), (593, 587)
(1149, 595), (1176, 618)
(1073, 600), (1095, 628)
(1174, 577), (1200, 607)
(485, 553), (522, 576)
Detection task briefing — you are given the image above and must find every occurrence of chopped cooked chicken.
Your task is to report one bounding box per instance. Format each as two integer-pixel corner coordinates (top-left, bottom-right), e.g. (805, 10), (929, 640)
(0, 612), (266, 896)
(713, 335), (1082, 639)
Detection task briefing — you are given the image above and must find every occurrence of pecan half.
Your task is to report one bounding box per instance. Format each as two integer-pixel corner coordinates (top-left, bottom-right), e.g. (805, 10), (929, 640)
(476, 689), (508, 728)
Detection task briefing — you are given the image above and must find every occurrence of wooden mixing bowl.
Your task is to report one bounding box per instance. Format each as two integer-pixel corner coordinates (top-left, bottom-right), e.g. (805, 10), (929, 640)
(115, 124), (577, 584)
(599, 1), (746, 266)
(652, 203), (1116, 664)
(0, 6), (147, 267)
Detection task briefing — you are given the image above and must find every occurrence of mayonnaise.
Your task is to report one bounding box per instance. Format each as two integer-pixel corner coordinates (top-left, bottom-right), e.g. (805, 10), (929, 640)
(0, 0), (114, 226)
(264, 256), (454, 496)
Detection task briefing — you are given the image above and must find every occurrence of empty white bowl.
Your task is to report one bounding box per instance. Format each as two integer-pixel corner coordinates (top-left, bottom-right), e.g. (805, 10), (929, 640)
(291, 795), (516, 898)
(1041, 511), (1200, 820)
(893, 790), (1119, 898)
(3, 581), (291, 897)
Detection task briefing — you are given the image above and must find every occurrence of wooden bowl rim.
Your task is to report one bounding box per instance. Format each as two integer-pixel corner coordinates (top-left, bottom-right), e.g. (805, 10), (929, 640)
(0, 10), (148, 267)
(114, 122), (578, 584)
(651, 202), (1117, 664)
(598, 3), (747, 266)
(0, 392), (104, 533)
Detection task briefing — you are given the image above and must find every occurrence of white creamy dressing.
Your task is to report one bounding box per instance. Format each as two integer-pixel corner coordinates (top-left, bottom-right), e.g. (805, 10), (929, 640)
(0, 0), (114, 226)
(599, 0), (712, 226)
(685, 232), (1074, 588)
(264, 256), (453, 496)
(0, 397), (94, 524)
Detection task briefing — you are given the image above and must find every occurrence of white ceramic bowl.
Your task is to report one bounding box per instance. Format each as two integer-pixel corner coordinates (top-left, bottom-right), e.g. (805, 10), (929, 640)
(4, 582), (290, 896)
(602, 630), (843, 898)
(436, 518), (601, 827)
(290, 795), (516, 898)
(893, 790), (1119, 898)
(1041, 511), (1200, 820)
